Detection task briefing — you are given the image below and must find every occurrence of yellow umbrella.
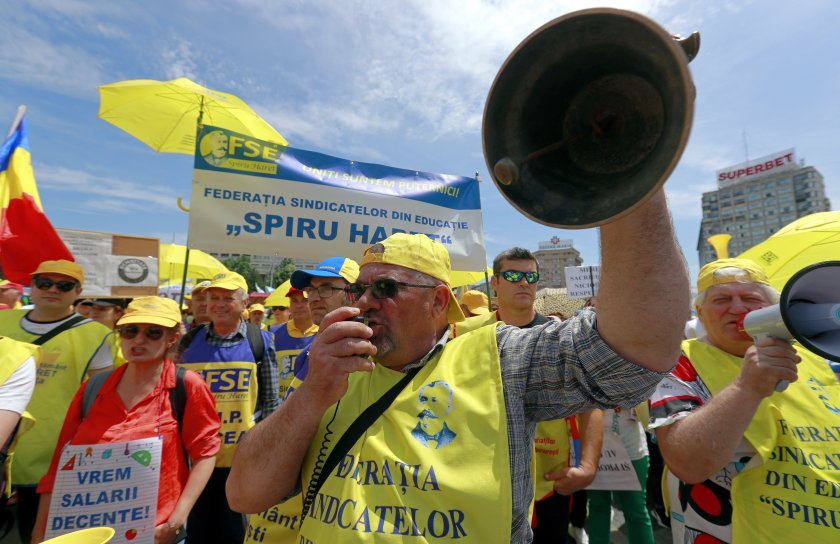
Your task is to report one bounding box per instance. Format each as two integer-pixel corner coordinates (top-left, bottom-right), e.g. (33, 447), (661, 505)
(97, 77), (287, 154)
(264, 280), (292, 307)
(450, 267), (492, 288)
(159, 243), (229, 282)
(738, 211), (840, 291)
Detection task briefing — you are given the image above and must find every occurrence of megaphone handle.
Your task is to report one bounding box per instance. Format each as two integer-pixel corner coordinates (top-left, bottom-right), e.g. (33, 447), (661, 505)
(750, 331), (791, 393)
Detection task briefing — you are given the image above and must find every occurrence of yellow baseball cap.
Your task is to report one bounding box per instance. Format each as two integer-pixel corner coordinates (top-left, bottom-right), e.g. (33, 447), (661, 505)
(192, 280), (212, 294)
(248, 303), (265, 314)
(460, 290), (490, 315)
(696, 258), (770, 294)
(32, 260), (85, 284)
(361, 233), (465, 323)
(117, 296), (182, 328)
(208, 271), (248, 292)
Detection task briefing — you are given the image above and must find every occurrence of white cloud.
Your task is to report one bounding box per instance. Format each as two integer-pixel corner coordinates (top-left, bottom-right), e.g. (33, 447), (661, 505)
(161, 38), (201, 82)
(0, 26), (107, 98)
(35, 164), (180, 212)
(240, 0), (738, 149)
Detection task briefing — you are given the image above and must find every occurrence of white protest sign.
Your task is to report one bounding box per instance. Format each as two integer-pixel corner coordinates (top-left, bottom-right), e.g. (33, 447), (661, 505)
(188, 125), (487, 271)
(46, 438), (163, 543)
(586, 430), (640, 491)
(564, 265), (601, 299)
(57, 229), (111, 296)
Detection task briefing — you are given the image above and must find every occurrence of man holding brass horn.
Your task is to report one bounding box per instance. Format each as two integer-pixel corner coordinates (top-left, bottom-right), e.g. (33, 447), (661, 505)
(228, 8), (694, 543)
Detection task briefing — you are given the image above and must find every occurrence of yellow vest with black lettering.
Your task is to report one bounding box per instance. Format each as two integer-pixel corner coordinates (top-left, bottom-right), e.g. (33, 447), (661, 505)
(0, 337), (39, 495)
(532, 418), (573, 501)
(299, 325), (511, 542)
(0, 311), (112, 485)
(178, 327), (262, 467)
(685, 339), (840, 542)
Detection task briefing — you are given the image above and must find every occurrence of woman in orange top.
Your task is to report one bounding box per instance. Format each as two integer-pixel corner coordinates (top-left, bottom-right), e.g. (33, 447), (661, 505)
(33, 297), (221, 544)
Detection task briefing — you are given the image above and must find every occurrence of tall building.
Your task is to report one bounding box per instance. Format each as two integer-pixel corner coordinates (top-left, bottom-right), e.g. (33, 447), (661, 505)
(697, 149), (830, 265)
(533, 237), (583, 288)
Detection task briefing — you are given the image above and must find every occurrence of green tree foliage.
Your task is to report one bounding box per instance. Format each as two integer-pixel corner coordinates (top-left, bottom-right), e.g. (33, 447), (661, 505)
(223, 255), (259, 292)
(267, 257), (296, 288)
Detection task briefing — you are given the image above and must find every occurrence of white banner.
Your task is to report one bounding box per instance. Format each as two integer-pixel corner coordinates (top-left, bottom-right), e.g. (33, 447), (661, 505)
(716, 148), (796, 187)
(105, 256), (158, 287)
(188, 126), (486, 270)
(586, 431), (640, 491)
(564, 265), (600, 299)
(46, 438), (163, 543)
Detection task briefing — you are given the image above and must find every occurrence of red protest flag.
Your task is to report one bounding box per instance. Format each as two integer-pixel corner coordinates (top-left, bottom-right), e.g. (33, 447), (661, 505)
(0, 116), (74, 284)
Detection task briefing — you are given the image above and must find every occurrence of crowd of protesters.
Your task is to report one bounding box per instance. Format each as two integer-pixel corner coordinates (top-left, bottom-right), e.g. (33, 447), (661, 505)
(0, 192), (836, 544)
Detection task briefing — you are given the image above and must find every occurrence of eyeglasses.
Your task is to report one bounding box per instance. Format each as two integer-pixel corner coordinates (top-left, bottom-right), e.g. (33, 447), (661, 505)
(117, 325), (166, 341)
(33, 277), (79, 292)
(500, 270), (540, 284)
(303, 285), (346, 299)
(346, 279), (437, 300)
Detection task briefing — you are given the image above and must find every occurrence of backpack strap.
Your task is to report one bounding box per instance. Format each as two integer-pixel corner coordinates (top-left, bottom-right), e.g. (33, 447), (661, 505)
(32, 315), (87, 346)
(82, 368), (189, 430)
(81, 371), (112, 419)
(245, 323), (265, 364)
(170, 366), (188, 433)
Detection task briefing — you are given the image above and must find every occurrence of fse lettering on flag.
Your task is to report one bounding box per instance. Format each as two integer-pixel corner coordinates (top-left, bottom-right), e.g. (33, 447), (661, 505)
(0, 115), (73, 283)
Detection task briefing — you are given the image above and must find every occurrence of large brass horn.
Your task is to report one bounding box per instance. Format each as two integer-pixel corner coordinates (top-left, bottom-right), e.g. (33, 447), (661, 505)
(483, 8), (699, 228)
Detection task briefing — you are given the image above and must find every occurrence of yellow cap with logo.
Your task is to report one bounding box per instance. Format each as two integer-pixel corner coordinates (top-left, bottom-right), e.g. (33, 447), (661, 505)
(696, 258), (770, 294)
(117, 296), (182, 328)
(361, 233), (465, 323)
(32, 260), (85, 284)
(208, 271), (248, 292)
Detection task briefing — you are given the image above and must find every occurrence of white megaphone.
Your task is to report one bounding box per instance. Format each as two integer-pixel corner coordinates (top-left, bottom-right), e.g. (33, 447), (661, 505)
(737, 260), (840, 392)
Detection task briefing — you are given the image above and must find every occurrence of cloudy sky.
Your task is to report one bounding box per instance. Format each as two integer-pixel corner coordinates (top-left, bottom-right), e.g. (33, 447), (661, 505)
(2, 0), (837, 282)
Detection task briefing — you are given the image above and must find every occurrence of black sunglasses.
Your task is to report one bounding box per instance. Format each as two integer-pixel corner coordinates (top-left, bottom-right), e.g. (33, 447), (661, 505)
(33, 277), (79, 292)
(118, 325), (166, 340)
(500, 270), (540, 284)
(347, 279), (436, 300)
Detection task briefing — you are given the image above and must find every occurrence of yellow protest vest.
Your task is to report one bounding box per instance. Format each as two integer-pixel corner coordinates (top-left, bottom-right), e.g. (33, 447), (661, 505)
(0, 311), (112, 485)
(532, 418), (573, 501)
(178, 324), (263, 467)
(299, 324), (511, 542)
(0, 337), (39, 496)
(451, 310), (498, 337)
(244, 495), (303, 544)
(685, 339), (840, 542)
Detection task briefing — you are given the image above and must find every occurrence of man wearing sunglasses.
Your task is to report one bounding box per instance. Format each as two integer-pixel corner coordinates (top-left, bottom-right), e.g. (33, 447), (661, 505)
(243, 256), (359, 544)
(230, 191), (690, 543)
(0, 259), (115, 542)
(456, 246), (603, 544)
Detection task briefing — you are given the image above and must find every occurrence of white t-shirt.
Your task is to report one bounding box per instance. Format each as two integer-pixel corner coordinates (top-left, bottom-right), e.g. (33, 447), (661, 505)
(20, 314), (113, 371)
(0, 355), (36, 414)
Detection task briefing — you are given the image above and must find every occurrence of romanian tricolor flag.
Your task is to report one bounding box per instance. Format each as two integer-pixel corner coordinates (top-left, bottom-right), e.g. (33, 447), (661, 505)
(0, 117), (73, 284)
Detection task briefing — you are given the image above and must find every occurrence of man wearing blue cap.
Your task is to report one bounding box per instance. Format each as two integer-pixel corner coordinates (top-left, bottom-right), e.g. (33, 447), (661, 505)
(280, 256), (360, 396)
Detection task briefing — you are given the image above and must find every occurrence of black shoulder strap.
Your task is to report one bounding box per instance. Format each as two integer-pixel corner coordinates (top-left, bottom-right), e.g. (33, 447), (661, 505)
(245, 323), (265, 364)
(81, 371), (112, 418)
(302, 365), (422, 520)
(32, 315), (87, 346)
(170, 366), (189, 432)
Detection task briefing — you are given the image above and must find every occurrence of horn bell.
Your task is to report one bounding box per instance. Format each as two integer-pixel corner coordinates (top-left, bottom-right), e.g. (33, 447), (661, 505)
(483, 8), (698, 228)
